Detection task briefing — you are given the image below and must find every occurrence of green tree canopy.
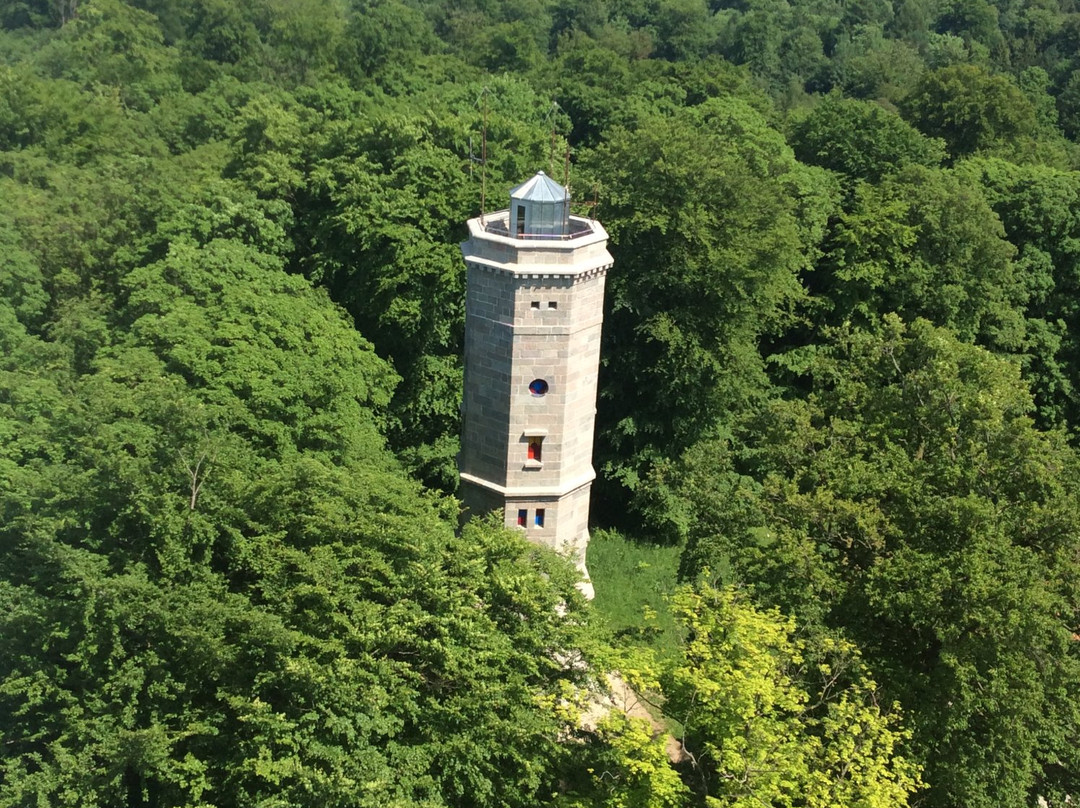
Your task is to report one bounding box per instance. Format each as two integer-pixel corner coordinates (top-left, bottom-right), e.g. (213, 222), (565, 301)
(811, 164), (1026, 350)
(0, 189), (613, 807)
(579, 96), (837, 524)
(677, 317), (1080, 808)
(664, 583), (922, 808)
(901, 64), (1038, 157)
(957, 157), (1080, 427)
(790, 93), (944, 183)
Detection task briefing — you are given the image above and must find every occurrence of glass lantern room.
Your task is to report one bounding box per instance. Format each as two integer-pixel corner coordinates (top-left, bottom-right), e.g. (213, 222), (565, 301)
(509, 171), (569, 238)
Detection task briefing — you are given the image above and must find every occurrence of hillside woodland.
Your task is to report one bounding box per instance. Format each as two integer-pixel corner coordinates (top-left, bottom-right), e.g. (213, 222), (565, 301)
(2, 0), (1080, 805)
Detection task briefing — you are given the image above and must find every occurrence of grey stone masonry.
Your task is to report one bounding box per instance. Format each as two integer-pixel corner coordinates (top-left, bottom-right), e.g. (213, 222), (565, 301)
(459, 207), (612, 596)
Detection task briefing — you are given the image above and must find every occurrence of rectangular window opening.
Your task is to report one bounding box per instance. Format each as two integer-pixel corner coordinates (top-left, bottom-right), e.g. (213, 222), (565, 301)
(527, 438), (543, 462)
(534, 509), (545, 527)
(516, 205), (526, 236)
(531, 301), (541, 309)
(547, 301), (558, 309)
(517, 509), (527, 527)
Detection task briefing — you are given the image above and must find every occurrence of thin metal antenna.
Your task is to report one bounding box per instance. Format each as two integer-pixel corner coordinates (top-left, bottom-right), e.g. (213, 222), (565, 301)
(563, 141), (571, 196)
(550, 124), (557, 179)
(481, 91), (488, 224)
(548, 100), (560, 178)
(472, 87), (490, 224)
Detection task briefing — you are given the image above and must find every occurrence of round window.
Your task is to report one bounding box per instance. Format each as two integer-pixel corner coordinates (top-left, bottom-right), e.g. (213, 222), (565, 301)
(528, 379), (549, 396)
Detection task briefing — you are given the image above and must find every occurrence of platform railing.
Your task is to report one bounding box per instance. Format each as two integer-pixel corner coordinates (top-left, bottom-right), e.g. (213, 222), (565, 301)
(481, 213), (596, 240)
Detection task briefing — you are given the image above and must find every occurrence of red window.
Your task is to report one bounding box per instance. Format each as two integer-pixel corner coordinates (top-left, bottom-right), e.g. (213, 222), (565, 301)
(517, 509), (527, 527)
(528, 439), (543, 462)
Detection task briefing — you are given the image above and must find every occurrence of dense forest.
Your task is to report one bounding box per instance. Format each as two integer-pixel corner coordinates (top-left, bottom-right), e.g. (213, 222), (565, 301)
(2, 0), (1080, 805)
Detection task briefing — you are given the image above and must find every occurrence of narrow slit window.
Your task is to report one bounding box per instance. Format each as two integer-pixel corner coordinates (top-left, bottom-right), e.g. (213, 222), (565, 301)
(527, 438), (543, 462)
(534, 509), (545, 527)
(516, 205), (526, 236)
(517, 509), (527, 527)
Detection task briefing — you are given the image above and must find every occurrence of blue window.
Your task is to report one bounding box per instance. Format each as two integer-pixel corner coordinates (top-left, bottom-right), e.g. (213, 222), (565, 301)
(534, 509), (545, 527)
(529, 379), (549, 396)
(517, 509), (527, 527)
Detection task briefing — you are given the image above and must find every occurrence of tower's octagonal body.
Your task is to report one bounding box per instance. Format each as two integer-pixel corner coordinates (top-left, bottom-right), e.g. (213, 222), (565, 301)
(459, 175), (612, 596)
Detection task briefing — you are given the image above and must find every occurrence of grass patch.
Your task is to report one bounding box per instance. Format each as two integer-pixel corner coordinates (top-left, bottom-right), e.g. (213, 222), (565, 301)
(587, 528), (683, 661)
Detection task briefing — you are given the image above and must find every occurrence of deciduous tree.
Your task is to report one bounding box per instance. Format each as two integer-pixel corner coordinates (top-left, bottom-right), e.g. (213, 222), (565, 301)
(664, 583), (921, 808)
(677, 317), (1080, 808)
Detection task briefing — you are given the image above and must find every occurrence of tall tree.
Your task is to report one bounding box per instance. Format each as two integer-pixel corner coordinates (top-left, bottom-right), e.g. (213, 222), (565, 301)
(664, 583), (922, 808)
(901, 64), (1037, 157)
(790, 93), (944, 183)
(677, 316), (1080, 808)
(0, 202), (613, 808)
(579, 96), (837, 525)
(810, 164), (1027, 351)
(958, 157), (1080, 428)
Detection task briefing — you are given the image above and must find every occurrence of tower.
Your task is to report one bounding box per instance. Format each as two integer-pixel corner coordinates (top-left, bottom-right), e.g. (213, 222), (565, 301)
(459, 171), (612, 595)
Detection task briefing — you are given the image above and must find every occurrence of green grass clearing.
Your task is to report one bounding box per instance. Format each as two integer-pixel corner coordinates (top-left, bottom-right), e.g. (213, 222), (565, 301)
(587, 528), (683, 662)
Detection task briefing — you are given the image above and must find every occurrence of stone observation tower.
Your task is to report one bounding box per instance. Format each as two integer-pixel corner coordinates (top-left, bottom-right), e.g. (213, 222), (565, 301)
(459, 171), (613, 596)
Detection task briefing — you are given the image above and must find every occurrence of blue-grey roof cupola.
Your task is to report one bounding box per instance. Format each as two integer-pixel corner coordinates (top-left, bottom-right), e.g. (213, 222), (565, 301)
(509, 171), (569, 238)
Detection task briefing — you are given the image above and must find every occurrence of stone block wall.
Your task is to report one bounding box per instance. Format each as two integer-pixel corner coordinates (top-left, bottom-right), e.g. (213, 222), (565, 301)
(460, 267), (515, 484)
(459, 212), (612, 591)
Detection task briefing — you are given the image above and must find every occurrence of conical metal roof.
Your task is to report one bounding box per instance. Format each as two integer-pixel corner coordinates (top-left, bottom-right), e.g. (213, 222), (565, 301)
(510, 171), (568, 203)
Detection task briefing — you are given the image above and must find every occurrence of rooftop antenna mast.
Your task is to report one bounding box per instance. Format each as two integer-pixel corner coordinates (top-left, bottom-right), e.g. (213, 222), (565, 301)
(563, 140), (571, 197)
(544, 99), (571, 206)
(481, 92), (488, 224)
(547, 100), (560, 179)
(471, 87), (490, 225)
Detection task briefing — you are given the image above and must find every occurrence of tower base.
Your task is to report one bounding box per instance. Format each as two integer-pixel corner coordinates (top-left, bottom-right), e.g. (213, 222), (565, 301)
(461, 477), (596, 599)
